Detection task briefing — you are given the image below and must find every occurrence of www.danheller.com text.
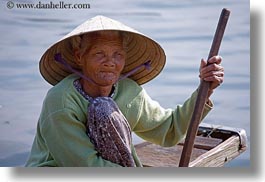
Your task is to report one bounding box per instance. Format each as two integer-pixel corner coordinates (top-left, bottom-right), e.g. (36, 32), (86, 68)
(7, 1), (91, 9)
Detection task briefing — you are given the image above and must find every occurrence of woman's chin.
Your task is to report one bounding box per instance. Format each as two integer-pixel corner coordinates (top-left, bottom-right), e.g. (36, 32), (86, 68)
(96, 78), (118, 86)
(96, 74), (119, 86)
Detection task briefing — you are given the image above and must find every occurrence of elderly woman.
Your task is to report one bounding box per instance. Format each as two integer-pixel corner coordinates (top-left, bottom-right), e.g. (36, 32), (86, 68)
(26, 15), (224, 167)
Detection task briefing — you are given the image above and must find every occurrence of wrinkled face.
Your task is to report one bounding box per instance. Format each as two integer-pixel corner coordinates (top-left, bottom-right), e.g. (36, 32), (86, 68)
(77, 32), (126, 86)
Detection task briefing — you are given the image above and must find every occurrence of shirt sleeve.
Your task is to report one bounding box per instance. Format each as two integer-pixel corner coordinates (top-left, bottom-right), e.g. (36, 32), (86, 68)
(131, 89), (213, 147)
(40, 108), (122, 167)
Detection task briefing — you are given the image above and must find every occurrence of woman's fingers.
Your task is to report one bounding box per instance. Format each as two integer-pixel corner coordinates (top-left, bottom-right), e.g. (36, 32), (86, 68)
(199, 56), (224, 90)
(201, 68), (224, 78)
(208, 55), (222, 64)
(199, 56), (223, 77)
(200, 62), (223, 75)
(200, 58), (207, 70)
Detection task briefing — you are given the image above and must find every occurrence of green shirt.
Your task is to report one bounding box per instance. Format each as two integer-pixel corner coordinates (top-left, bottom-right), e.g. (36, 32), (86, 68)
(25, 74), (212, 167)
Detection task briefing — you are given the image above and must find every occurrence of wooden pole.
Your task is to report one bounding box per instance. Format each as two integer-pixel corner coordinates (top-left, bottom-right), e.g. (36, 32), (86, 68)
(179, 8), (230, 167)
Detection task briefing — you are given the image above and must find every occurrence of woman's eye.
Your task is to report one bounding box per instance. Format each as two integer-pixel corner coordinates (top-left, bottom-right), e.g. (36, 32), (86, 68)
(96, 52), (103, 55)
(95, 52), (105, 58)
(115, 52), (124, 59)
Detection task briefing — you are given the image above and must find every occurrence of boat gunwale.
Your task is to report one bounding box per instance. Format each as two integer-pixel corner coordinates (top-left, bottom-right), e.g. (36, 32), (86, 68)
(198, 123), (248, 150)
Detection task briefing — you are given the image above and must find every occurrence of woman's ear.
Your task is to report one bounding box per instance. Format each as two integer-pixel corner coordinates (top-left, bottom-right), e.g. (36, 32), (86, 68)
(74, 49), (83, 66)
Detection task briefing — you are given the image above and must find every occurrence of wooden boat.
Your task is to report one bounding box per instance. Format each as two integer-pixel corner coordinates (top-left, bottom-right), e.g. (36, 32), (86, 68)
(134, 123), (247, 167)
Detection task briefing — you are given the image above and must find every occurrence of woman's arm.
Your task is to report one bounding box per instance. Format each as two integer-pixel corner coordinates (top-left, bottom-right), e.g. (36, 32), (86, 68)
(131, 89), (213, 147)
(40, 108), (122, 167)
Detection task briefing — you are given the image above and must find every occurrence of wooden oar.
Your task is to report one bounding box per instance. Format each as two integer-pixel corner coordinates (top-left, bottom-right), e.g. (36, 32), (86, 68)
(179, 8), (230, 167)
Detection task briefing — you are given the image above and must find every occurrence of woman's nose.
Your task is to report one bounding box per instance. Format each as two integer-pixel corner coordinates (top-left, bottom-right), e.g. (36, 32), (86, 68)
(103, 56), (115, 67)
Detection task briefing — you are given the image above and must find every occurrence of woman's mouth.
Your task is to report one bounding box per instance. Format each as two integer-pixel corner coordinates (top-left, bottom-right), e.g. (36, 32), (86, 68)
(97, 71), (118, 82)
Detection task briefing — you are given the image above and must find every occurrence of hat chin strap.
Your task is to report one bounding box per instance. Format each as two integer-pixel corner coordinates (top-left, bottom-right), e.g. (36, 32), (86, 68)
(118, 60), (151, 81)
(54, 53), (151, 85)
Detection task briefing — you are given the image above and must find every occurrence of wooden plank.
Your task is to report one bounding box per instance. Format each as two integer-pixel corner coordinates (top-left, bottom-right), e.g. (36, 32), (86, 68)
(179, 136), (222, 150)
(189, 135), (246, 167)
(135, 142), (207, 167)
(134, 134), (245, 167)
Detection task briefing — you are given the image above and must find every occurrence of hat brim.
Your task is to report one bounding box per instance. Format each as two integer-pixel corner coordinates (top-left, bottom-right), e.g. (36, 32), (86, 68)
(39, 16), (166, 85)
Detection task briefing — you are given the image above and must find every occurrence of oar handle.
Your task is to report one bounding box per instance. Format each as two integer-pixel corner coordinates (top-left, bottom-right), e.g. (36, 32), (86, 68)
(207, 8), (231, 60)
(178, 8), (230, 167)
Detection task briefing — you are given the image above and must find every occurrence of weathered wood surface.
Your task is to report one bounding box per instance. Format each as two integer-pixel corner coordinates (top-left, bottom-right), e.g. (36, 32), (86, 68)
(135, 142), (205, 167)
(190, 135), (246, 167)
(134, 125), (247, 167)
(179, 136), (222, 150)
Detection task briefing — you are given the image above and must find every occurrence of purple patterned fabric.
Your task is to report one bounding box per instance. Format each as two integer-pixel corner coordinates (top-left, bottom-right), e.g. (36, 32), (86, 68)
(88, 97), (136, 167)
(74, 80), (136, 167)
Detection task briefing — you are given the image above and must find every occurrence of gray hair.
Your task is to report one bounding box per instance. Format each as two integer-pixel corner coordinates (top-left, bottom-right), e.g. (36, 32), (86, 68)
(71, 31), (129, 58)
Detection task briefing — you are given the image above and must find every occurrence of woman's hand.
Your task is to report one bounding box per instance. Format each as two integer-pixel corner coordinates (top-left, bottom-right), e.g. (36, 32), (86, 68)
(199, 56), (224, 99)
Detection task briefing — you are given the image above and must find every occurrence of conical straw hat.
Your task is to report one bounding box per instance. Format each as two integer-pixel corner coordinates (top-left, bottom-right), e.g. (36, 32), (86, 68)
(39, 15), (166, 85)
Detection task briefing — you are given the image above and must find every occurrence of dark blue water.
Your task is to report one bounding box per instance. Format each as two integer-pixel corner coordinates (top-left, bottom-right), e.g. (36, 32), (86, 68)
(0, 0), (250, 167)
